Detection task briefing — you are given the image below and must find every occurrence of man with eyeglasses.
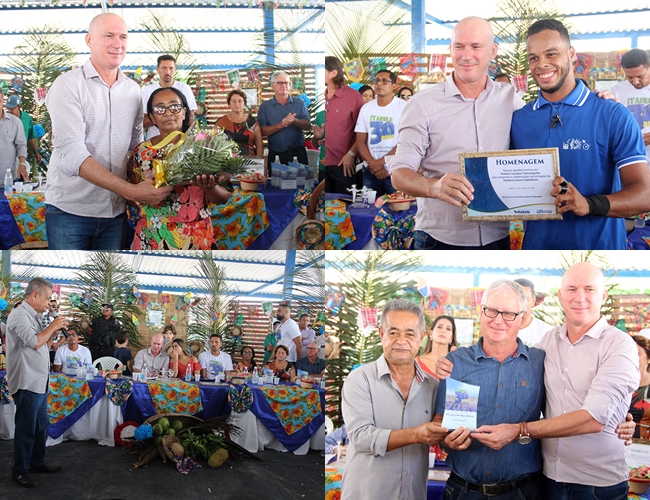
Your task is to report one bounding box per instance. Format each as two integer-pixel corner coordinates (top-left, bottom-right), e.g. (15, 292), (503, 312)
(437, 265), (638, 498)
(88, 303), (121, 360)
(355, 70), (405, 197)
(611, 48), (650, 164)
(432, 280), (546, 499)
(257, 70), (311, 172)
(45, 13), (172, 250)
(294, 342), (325, 377)
(141, 54), (197, 139)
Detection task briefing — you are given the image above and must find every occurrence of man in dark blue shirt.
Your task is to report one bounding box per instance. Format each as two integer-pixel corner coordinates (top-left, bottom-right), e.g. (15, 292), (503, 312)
(511, 19), (650, 249)
(294, 342), (325, 376)
(433, 280), (545, 499)
(258, 71), (311, 169)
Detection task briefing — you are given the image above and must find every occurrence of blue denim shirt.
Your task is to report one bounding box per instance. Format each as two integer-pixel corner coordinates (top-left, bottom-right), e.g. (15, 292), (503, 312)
(434, 338), (545, 483)
(257, 96), (309, 152)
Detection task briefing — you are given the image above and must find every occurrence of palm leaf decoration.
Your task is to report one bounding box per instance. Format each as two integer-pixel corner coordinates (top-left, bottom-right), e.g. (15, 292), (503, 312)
(7, 26), (77, 175)
(326, 251), (422, 426)
(71, 252), (143, 348)
(187, 251), (233, 352)
(283, 250), (325, 316)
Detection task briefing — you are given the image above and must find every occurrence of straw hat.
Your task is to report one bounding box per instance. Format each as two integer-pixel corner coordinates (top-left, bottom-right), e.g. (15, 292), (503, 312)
(188, 339), (205, 356)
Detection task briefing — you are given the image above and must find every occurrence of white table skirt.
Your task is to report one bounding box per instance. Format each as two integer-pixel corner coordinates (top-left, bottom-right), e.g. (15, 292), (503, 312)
(0, 395), (123, 447)
(229, 409), (324, 455)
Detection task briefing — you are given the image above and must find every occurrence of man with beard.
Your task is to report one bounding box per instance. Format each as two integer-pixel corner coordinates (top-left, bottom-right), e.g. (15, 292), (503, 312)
(511, 19), (650, 249)
(275, 303), (302, 362)
(612, 49), (650, 163)
(141, 55), (197, 138)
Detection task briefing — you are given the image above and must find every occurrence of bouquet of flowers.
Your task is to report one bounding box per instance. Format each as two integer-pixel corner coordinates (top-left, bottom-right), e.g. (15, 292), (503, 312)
(154, 128), (253, 188)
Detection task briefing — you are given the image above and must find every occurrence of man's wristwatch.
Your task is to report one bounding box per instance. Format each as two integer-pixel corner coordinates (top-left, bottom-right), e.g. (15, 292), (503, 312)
(347, 150), (356, 158)
(517, 422), (531, 445)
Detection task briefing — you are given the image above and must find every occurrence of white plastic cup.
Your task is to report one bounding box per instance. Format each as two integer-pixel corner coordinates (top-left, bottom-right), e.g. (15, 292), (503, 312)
(217, 373), (224, 383)
(366, 190), (377, 204)
(195, 373), (200, 382)
(273, 376), (280, 385)
(634, 218), (646, 228)
(132, 373), (138, 382)
(13, 181), (23, 193)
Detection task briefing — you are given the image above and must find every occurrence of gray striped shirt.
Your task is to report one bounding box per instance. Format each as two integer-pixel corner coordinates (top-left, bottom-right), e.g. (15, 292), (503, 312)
(45, 58), (143, 218)
(387, 74), (524, 246)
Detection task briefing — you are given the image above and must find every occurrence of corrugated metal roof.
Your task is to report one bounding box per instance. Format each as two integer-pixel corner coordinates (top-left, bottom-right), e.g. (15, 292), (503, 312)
(7, 250), (323, 299)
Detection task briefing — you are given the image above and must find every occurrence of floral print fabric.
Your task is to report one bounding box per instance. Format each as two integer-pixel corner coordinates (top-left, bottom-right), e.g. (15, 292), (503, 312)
(372, 209), (415, 249)
(209, 189), (269, 249)
(323, 208), (356, 250)
(7, 192), (47, 242)
(147, 379), (203, 415)
(260, 386), (322, 435)
(129, 140), (215, 249)
(105, 378), (133, 406)
(47, 374), (93, 424)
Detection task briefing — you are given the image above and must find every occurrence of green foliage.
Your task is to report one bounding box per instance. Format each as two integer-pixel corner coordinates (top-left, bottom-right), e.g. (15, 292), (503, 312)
(326, 251), (422, 426)
(186, 251), (233, 352)
(71, 252), (143, 348)
(285, 250), (324, 316)
(326, 0), (409, 84)
(490, 0), (567, 103)
(7, 27), (77, 173)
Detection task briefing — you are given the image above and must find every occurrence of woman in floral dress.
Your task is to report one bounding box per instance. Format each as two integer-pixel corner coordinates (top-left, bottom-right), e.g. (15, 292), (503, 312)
(128, 87), (232, 249)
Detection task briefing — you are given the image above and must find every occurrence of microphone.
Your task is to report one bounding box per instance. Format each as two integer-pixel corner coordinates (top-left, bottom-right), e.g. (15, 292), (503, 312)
(50, 310), (69, 338)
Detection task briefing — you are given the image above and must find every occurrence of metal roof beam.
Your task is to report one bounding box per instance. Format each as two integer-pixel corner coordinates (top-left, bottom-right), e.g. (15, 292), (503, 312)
(427, 29), (650, 46)
(0, 2), (325, 11)
(0, 28), (323, 35)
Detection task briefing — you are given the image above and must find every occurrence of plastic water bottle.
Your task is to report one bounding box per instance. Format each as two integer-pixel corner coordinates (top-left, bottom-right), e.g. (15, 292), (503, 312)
(4, 169), (12, 196)
(274, 155), (280, 164)
(185, 363), (192, 382)
(252, 367), (259, 384)
(142, 362), (148, 379)
(86, 363), (94, 380)
(293, 156), (298, 164)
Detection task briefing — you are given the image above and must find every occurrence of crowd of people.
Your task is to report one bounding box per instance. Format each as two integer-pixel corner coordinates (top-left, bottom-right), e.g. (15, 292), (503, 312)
(322, 16), (650, 250)
(336, 262), (650, 499)
(0, 278), (325, 489)
(1, 12), (321, 251)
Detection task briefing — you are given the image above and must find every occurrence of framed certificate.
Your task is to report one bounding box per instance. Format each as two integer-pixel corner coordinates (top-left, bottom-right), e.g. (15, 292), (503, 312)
(459, 148), (562, 221)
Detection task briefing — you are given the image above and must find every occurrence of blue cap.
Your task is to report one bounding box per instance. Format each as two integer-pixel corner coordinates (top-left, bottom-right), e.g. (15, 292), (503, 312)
(5, 95), (21, 109)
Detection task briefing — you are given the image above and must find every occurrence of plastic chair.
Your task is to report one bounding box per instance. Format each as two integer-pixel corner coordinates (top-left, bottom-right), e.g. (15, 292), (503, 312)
(94, 356), (123, 371)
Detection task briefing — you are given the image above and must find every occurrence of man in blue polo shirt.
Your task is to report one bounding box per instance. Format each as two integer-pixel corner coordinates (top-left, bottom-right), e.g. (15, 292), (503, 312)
(511, 19), (650, 249)
(258, 71), (310, 170)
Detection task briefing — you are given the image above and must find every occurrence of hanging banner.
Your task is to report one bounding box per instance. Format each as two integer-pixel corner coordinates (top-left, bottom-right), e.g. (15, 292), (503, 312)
(34, 87), (47, 106)
(247, 68), (260, 83)
(512, 75), (528, 93)
(227, 69), (241, 89)
(429, 54), (447, 73)
(368, 58), (387, 82)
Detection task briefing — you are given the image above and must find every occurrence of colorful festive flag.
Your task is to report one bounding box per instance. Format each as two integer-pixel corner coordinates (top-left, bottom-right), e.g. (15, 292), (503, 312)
(170, 314), (177, 325)
(34, 87), (47, 106)
(417, 277), (429, 298)
(262, 302), (273, 316)
(429, 54), (447, 73)
(399, 53), (418, 78)
(368, 58), (387, 82)
(487, 61), (499, 79)
(133, 286), (140, 298)
(512, 75), (528, 93)
(132, 314), (139, 326)
(343, 58), (364, 82)
(227, 69), (240, 89)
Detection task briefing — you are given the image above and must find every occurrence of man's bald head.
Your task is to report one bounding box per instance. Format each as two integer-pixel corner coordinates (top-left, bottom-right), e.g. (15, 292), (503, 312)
(451, 17), (495, 45)
(88, 13), (126, 35)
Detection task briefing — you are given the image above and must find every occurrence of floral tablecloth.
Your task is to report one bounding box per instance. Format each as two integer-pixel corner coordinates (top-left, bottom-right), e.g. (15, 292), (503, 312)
(209, 189), (269, 249)
(147, 379), (203, 415)
(48, 374), (92, 424)
(325, 465), (343, 500)
(259, 386), (322, 435)
(7, 191), (47, 242)
(324, 208), (356, 250)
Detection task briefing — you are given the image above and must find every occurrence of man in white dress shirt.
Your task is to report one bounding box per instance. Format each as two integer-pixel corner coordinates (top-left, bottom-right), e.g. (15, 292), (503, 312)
(45, 13), (171, 249)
